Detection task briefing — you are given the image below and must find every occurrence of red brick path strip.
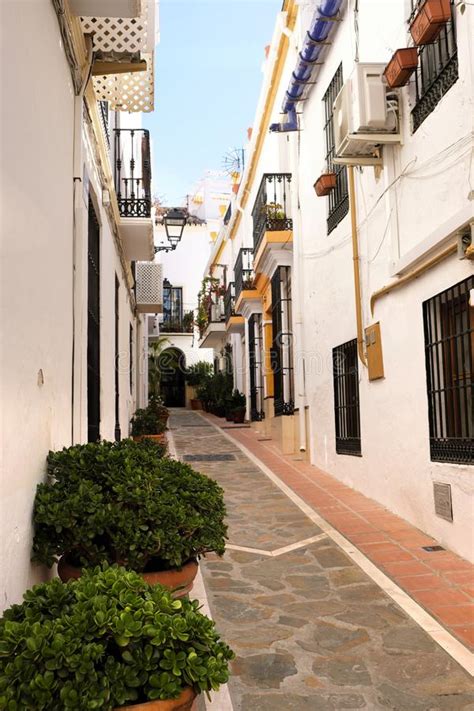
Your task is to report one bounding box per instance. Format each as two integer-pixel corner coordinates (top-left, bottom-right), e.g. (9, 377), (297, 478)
(202, 413), (474, 651)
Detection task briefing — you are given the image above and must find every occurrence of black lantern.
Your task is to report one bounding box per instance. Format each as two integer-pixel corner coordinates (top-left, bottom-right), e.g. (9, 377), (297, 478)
(155, 208), (187, 253)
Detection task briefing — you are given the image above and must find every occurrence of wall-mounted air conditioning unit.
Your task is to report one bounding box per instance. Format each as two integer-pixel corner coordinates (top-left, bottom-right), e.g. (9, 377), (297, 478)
(334, 63), (401, 161)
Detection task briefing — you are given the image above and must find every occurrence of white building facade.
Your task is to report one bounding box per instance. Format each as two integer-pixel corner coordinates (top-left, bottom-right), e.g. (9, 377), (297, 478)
(199, 0), (473, 561)
(1, 0), (161, 608)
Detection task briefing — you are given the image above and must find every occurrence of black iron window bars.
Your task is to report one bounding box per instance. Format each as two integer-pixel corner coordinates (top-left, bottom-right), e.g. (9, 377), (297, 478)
(333, 338), (362, 456)
(225, 282), (237, 323)
(410, 0), (458, 132)
(423, 275), (473, 465)
(323, 63), (349, 235)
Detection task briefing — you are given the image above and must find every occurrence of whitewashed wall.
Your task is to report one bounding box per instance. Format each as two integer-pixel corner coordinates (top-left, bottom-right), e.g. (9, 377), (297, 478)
(223, 0), (473, 560)
(0, 0), (148, 609)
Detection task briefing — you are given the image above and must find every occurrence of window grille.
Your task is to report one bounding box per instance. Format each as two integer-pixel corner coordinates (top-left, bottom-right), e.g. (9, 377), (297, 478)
(271, 267), (294, 416)
(323, 63), (348, 235)
(249, 314), (265, 421)
(411, 0), (458, 132)
(423, 276), (473, 464)
(333, 339), (361, 456)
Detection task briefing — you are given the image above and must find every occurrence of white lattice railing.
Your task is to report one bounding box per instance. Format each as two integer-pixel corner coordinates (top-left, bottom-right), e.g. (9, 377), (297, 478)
(92, 53), (154, 113)
(136, 262), (163, 313)
(81, 0), (153, 53)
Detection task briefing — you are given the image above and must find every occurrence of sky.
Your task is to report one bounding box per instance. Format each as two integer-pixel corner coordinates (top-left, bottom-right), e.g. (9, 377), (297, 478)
(144, 0), (282, 206)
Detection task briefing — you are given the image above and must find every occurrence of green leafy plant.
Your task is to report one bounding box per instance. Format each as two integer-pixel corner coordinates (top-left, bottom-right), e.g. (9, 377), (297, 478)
(130, 407), (167, 436)
(230, 390), (246, 412)
(182, 310), (195, 333)
(185, 361), (213, 388)
(0, 566), (234, 710)
(148, 337), (170, 398)
(32, 441), (227, 571)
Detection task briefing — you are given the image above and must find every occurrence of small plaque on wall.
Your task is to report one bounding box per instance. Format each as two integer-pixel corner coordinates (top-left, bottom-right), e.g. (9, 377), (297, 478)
(433, 482), (453, 522)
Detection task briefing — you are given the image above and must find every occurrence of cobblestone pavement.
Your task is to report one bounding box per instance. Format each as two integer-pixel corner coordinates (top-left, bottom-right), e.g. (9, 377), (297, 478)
(170, 411), (474, 711)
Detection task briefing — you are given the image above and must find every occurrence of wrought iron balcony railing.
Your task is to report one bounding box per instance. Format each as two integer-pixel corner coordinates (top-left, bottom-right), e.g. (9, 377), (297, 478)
(225, 283), (237, 323)
(251, 173), (292, 254)
(114, 128), (151, 218)
(235, 248), (256, 302)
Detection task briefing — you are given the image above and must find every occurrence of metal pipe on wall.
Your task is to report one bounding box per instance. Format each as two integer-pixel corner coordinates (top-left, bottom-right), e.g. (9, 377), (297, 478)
(348, 165), (368, 368)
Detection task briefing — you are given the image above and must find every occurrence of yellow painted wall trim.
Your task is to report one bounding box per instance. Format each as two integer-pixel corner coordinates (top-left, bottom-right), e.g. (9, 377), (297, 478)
(229, 0), (298, 242)
(235, 290), (263, 314)
(254, 229), (293, 272)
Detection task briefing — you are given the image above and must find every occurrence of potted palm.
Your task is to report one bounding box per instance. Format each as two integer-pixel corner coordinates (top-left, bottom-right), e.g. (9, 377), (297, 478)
(32, 440), (227, 597)
(0, 566), (234, 710)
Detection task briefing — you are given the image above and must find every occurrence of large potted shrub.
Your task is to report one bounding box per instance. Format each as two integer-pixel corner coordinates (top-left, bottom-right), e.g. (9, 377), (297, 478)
(32, 440), (227, 596)
(131, 397), (169, 444)
(185, 362), (213, 410)
(0, 566), (234, 710)
(230, 390), (246, 424)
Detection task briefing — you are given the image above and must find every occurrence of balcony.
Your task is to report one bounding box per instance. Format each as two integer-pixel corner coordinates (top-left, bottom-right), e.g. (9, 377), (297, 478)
(252, 174), (293, 257)
(135, 262), (163, 314)
(234, 248), (261, 317)
(199, 272), (227, 349)
(225, 283), (244, 334)
(114, 128), (154, 261)
(81, 0), (156, 113)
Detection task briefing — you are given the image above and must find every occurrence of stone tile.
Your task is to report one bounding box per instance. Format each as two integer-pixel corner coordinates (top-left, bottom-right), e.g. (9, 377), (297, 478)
(232, 652), (297, 688)
(170, 411), (474, 710)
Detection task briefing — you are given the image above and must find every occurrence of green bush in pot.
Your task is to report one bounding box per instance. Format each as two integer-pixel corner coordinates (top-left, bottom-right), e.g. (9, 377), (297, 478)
(0, 566), (234, 710)
(32, 440), (227, 573)
(130, 407), (167, 437)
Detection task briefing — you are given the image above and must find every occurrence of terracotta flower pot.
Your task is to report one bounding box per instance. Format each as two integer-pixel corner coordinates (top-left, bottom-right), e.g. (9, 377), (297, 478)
(133, 434), (167, 445)
(115, 687), (197, 711)
(57, 558), (199, 598)
(384, 48), (418, 88)
(233, 408), (246, 425)
(410, 0), (451, 45)
(314, 173), (337, 197)
(190, 398), (203, 411)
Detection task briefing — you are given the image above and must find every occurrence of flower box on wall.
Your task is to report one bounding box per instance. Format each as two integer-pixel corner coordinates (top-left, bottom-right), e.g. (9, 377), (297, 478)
(314, 173), (337, 197)
(384, 48), (419, 88)
(410, 0), (451, 46)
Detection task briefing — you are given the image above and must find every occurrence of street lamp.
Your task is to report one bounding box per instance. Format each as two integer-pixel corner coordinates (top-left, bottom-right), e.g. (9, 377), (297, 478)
(154, 208), (187, 253)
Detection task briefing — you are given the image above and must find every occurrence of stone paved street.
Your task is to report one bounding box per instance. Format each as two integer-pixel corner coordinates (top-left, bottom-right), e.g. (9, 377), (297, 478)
(169, 411), (474, 711)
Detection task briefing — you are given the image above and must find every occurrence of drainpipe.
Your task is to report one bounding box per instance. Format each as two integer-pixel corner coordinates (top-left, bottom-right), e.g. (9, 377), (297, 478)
(270, 0), (344, 133)
(348, 165), (368, 368)
(289, 133), (307, 452)
(370, 242), (457, 316)
(71, 36), (94, 444)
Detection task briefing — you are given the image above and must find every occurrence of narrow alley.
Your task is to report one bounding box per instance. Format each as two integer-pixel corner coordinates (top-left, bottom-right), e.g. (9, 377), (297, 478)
(169, 410), (474, 710)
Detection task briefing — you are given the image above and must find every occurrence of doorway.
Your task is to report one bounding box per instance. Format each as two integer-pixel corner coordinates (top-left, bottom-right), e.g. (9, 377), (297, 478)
(158, 348), (186, 407)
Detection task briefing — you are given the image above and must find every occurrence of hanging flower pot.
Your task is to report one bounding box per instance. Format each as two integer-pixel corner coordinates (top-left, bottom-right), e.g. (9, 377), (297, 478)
(384, 48), (419, 88)
(314, 173), (337, 197)
(410, 0), (451, 45)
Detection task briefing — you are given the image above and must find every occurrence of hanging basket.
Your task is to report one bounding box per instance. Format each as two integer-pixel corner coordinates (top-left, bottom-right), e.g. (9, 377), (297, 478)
(314, 173), (337, 197)
(410, 0), (451, 45)
(384, 48), (419, 88)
